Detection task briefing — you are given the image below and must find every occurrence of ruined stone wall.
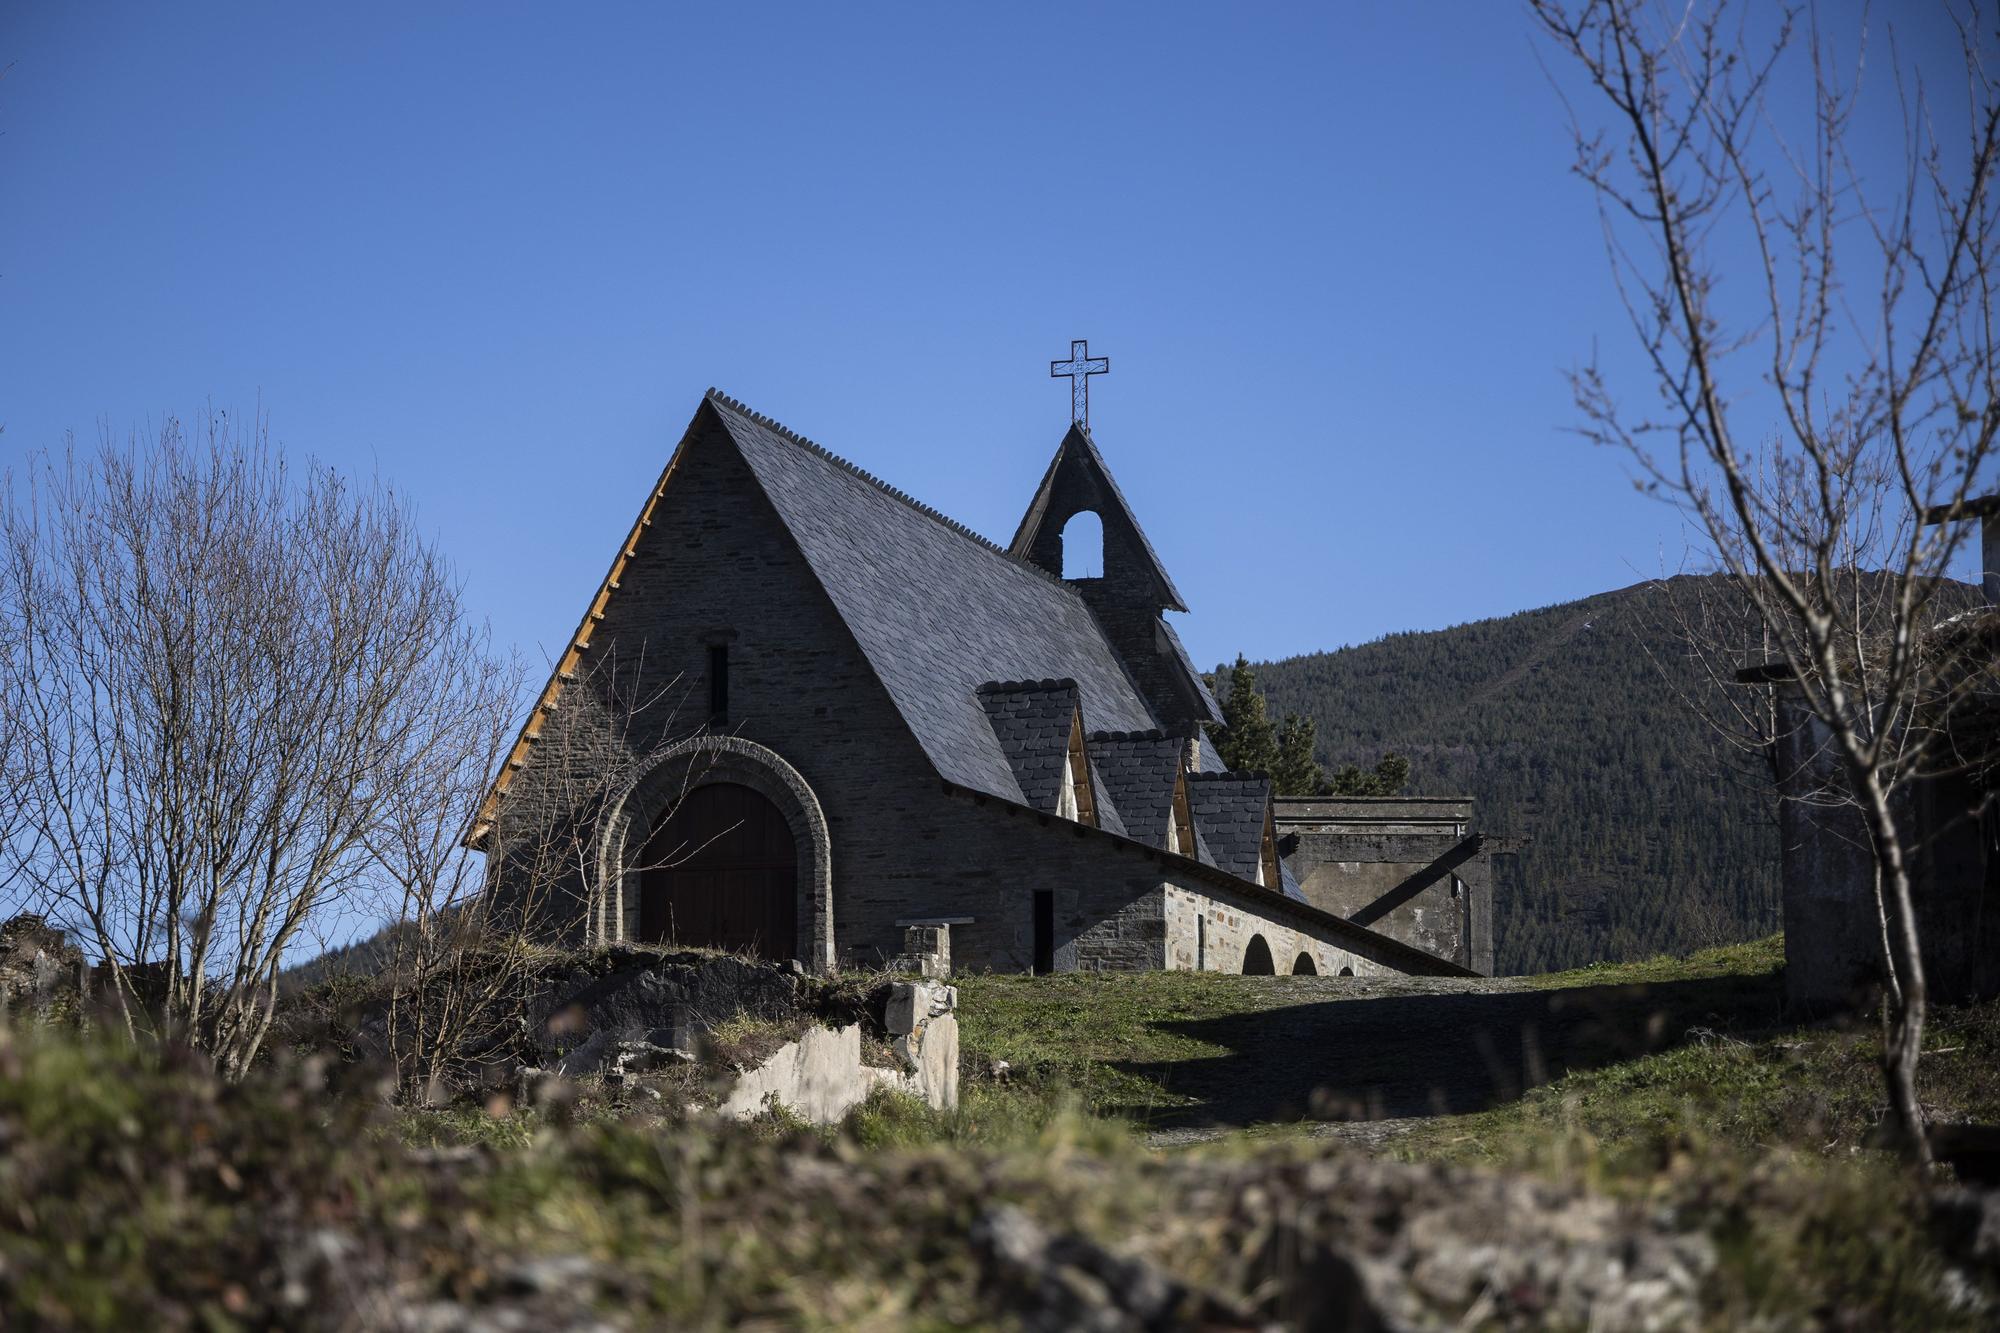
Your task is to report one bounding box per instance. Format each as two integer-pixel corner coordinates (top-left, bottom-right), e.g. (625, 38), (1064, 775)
(1767, 693), (1892, 1014)
(1272, 799), (1492, 975)
(1286, 833), (1471, 966)
(922, 793), (1466, 975)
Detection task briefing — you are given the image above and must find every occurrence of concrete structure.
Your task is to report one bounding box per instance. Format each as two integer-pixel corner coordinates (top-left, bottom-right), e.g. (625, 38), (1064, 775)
(1274, 797), (1502, 977)
(718, 980), (958, 1123)
(477, 390), (1486, 979)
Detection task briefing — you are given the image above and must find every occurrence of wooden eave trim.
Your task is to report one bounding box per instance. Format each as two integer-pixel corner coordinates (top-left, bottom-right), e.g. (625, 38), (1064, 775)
(1171, 770), (1196, 857)
(1067, 708), (1097, 828)
(465, 422), (699, 849)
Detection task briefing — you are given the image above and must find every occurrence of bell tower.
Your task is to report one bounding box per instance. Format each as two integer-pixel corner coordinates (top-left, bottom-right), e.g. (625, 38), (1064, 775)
(1010, 424), (1219, 731)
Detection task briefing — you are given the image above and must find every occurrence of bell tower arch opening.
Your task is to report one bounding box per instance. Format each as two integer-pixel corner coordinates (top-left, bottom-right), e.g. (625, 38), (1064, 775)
(1060, 510), (1104, 579)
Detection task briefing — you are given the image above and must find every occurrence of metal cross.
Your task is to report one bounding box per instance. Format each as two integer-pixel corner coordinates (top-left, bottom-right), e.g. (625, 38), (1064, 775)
(1050, 339), (1109, 428)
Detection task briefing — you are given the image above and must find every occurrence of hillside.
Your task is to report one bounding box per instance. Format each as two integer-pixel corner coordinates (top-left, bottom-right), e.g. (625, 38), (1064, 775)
(1247, 575), (1787, 974)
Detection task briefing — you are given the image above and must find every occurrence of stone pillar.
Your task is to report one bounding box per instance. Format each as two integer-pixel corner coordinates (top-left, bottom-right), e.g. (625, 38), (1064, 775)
(1455, 853), (1498, 978)
(1767, 680), (1883, 1014)
(885, 980), (959, 1111)
(891, 918), (969, 979)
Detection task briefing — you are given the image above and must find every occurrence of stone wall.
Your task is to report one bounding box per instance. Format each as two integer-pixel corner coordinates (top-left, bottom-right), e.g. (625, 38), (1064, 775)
(1163, 883), (1379, 977)
(490, 411), (1468, 979)
(717, 980), (958, 1123)
(1273, 797), (1497, 975)
(1761, 681), (2000, 1013)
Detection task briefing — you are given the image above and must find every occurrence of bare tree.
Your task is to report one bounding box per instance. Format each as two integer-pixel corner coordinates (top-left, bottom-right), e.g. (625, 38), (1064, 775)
(0, 412), (501, 1079)
(1531, 0), (2000, 1163)
(366, 621), (527, 1099)
(476, 647), (716, 950)
(368, 634), (747, 1101)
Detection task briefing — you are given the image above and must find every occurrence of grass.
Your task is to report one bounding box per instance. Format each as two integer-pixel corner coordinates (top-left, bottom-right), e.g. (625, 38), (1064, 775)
(950, 936), (1797, 1126)
(952, 936), (2000, 1328)
(1376, 998), (2000, 1173)
(1525, 934), (1788, 989)
(953, 967), (1310, 1116)
(8, 934), (1997, 1327)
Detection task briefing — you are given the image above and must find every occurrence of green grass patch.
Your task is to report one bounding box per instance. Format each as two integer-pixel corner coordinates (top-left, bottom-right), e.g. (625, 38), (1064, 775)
(954, 967), (1311, 1116)
(1528, 933), (1786, 990)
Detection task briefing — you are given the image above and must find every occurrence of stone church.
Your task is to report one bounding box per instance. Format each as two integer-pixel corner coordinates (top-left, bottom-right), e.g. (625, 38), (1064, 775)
(474, 385), (1490, 978)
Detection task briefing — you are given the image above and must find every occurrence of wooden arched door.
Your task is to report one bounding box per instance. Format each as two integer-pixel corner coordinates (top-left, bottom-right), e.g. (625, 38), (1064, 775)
(639, 782), (798, 962)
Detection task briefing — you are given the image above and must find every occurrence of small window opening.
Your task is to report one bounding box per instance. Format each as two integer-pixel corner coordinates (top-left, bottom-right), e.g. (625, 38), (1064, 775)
(1338, 965), (1355, 978)
(1060, 510), (1104, 579)
(1032, 890), (1055, 975)
(1196, 913), (1207, 971)
(708, 643), (729, 726)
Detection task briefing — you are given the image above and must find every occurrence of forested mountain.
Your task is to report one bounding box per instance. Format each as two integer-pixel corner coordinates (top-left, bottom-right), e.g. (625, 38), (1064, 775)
(1246, 576), (1788, 974)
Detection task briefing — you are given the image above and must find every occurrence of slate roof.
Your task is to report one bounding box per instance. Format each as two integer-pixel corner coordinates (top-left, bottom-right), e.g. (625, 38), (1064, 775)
(977, 679), (1081, 814)
(1086, 728), (1190, 851)
(1159, 619), (1224, 724)
(1086, 759), (1129, 838)
(709, 394), (1160, 805)
(1186, 772), (1275, 885)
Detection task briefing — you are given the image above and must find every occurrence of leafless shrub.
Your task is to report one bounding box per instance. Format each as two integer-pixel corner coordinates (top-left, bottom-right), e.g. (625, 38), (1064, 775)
(0, 412), (505, 1079)
(377, 643), (719, 1100)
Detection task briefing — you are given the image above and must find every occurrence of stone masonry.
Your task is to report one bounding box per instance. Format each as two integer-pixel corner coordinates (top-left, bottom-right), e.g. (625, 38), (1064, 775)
(1274, 797), (1502, 975)
(482, 394), (1480, 981)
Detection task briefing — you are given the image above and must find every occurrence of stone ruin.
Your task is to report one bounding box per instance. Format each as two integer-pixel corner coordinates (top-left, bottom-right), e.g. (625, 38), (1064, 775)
(495, 942), (959, 1123)
(0, 914), (89, 1023)
(715, 978), (957, 1122)
(0, 913), (960, 1126)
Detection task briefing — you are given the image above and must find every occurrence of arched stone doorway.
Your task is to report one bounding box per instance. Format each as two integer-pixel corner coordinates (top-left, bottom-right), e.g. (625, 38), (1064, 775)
(1242, 935), (1275, 975)
(597, 736), (834, 970)
(1292, 952), (1317, 975)
(639, 782), (797, 961)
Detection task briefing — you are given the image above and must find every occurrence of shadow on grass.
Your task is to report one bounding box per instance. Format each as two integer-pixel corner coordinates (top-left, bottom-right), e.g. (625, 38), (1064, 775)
(1106, 968), (1788, 1129)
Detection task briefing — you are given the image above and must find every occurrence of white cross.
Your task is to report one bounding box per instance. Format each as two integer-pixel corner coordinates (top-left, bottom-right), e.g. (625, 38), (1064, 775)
(1050, 339), (1110, 428)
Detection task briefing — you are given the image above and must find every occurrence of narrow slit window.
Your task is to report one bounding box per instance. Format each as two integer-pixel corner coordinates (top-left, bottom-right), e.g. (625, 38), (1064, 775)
(708, 643), (729, 725)
(1033, 890), (1055, 975)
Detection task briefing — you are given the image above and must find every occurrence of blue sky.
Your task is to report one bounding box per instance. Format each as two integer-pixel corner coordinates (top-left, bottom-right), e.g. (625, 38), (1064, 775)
(0, 2), (1976, 675)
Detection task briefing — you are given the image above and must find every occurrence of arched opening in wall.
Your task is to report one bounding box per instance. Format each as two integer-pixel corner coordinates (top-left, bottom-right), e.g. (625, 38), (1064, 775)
(1060, 510), (1104, 579)
(1241, 934), (1275, 975)
(639, 782), (797, 962)
(1338, 966), (1355, 977)
(1292, 952), (1317, 975)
